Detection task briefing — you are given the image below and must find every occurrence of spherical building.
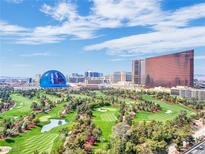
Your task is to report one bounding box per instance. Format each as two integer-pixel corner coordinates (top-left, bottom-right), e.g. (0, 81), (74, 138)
(40, 70), (67, 88)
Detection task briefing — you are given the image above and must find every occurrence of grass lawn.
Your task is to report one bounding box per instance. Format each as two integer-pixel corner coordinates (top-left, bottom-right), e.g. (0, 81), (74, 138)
(43, 94), (63, 102)
(0, 110), (76, 154)
(0, 92), (77, 154)
(0, 94), (33, 122)
(134, 95), (196, 122)
(0, 125), (59, 154)
(92, 106), (119, 151)
(15, 132), (58, 154)
(70, 93), (90, 99)
(95, 91), (140, 104)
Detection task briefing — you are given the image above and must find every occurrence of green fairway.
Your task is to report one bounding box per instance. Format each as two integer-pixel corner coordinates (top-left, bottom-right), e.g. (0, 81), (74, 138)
(0, 92), (77, 154)
(43, 94), (63, 102)
(0, 126), (58, 154)
(92, 106), (119, 151)
(94, 91), (140, 104)
(19, 133), (58, 154)
(135, 95), (195, 122)
(0, 111), (76, 154)
(0, 94), (33, 121)
(70, 93), (90, 98)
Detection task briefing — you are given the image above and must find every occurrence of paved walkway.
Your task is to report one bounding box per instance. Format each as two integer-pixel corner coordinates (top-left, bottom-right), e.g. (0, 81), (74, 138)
(184, 141), (205, 154)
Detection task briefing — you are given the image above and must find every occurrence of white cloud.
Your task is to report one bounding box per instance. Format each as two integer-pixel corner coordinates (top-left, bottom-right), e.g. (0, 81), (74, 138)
(92, 0), (161, 20)
(40, 2), (77, 22)
(20, 52), (50, 57)
(1, 0), (205, 46)
(85, 26), (205, 55)
(153, 3), (205, 30)
(0, 21), (28, 35)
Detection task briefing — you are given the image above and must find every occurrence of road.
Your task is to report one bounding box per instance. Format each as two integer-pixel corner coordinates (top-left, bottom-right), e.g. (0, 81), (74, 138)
(184, 140), (205, 154)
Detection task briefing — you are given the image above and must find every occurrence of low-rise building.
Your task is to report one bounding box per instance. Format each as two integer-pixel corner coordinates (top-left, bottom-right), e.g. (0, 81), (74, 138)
(85, 77), (104, 84)
(171, 87), (205, 101)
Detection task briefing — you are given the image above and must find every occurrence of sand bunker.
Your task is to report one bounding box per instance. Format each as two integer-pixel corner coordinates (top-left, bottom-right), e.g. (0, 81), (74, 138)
(0, 146), (12, 154)
(39, 116), (51, 122)
(165, 110), (173, 114)
(97, 108), (107, 112)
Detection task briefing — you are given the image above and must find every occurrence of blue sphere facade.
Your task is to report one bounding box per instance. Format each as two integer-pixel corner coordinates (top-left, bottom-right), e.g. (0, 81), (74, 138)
(40, 70), (67, 88)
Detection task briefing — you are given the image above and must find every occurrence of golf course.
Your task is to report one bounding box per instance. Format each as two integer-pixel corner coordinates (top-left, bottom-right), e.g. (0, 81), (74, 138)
(0, 91), (77, 154)
(0, 89), (197, 153)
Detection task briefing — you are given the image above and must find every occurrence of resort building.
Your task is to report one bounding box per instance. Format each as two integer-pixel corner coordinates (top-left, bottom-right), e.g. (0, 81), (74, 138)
(132, 50), (194, 88)
(171, 87), (205, 101)
(112, 71), (132, 83)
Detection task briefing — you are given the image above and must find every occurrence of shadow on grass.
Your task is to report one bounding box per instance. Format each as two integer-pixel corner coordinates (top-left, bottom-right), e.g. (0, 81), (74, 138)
(5, 138), (15, 143)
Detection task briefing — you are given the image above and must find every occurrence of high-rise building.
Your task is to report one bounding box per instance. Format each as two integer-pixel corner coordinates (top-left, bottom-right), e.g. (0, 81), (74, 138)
(112, 72), (121, 83)
(85, 71), (103, 78)
(68, 73), (85, 83)
(132, 50), (194, 87)
(35, 74), (41, 86)
(132, 60), (145, 84)
(112, 72), (132, 83)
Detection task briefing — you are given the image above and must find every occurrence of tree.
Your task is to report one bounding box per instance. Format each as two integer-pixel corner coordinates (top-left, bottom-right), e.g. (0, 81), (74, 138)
(145, 75), (151, 86)
(31, 102), (38, 111)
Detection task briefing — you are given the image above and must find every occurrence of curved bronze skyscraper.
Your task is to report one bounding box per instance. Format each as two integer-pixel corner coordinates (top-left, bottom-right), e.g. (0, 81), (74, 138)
(132, 50), (194, 87)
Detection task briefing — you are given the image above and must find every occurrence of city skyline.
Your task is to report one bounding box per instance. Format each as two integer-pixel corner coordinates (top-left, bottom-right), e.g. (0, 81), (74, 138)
(0, 0), (205, 77)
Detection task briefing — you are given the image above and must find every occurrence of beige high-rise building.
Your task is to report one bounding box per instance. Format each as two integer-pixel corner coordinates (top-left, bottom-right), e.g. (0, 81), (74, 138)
(112, 72), (132, 83)
(35, 74), (41, 86)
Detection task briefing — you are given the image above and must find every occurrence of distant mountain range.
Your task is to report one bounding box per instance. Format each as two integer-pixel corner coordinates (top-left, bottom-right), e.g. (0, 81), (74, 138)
(0, 76), (30, 80)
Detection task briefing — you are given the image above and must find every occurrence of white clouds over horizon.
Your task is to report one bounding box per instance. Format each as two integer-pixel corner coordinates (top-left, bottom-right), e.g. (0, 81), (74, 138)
(85, 26), (205, 55)
(20, 52), (50, 57)
(1, 0), (205, 56)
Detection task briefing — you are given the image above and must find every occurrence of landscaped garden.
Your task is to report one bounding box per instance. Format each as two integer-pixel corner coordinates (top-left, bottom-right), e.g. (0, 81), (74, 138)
(0, 89), (77, 154)
(0, 88), (204, 154)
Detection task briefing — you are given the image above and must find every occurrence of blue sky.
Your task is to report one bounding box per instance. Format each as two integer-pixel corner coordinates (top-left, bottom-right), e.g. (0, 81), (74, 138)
(0, 0), (205, 77)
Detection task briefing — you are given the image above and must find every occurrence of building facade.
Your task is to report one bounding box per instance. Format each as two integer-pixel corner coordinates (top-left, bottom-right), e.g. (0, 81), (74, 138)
(112, 72), (121, 83)
(85, 71), (103, 78)
(35, 74), (41, 86)
(171, 87), (205, 101)
(40, 70), (67, 88)
(85, 77), (104, 84)
(112, 72), (132, 83)
(132, 50), (194, 87)
(68, 73), (85, 83)
(132, 60), (145, 85)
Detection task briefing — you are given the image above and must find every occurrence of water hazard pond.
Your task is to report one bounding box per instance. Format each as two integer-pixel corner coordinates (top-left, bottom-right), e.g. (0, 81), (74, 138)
(41, 119), (67, 133)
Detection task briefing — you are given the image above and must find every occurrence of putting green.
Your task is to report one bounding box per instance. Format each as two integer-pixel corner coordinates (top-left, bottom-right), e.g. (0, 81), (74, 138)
(134, 95), (196, 122)
(39, 116), (51, 122)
